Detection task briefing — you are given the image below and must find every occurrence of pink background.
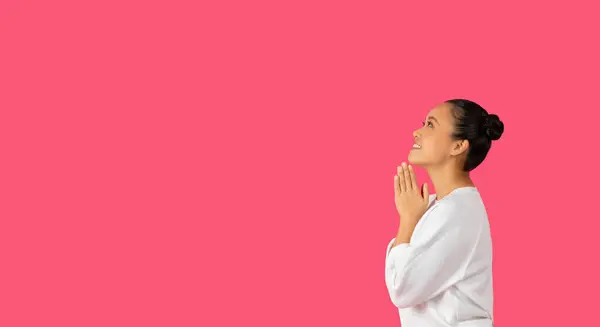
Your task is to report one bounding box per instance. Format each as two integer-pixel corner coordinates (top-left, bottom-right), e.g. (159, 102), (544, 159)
(1, 0), (598, 326)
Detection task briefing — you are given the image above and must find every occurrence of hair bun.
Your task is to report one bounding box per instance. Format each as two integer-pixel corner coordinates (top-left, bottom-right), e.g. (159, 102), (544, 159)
(483, 114), (504, 141)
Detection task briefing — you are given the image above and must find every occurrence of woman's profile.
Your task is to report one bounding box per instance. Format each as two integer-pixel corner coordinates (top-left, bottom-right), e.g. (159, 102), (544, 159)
(385, 99), (504, 327)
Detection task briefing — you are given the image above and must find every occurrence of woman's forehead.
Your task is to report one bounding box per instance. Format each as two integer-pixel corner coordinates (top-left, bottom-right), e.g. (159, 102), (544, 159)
(426, 103), (453, 122)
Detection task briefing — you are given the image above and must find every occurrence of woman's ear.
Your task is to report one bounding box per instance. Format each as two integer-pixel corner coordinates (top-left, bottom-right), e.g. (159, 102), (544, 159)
(450, 139), (469, 156)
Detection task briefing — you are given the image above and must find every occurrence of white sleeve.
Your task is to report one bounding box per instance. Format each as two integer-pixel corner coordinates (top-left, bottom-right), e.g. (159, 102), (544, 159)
(384, 203), (478, 308)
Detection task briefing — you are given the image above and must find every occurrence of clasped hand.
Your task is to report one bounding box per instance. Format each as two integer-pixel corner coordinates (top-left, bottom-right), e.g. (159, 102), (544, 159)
(394, 162), (429, 225)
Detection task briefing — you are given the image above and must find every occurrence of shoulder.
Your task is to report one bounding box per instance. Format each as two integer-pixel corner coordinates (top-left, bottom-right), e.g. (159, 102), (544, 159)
(431, 189), (487, 226)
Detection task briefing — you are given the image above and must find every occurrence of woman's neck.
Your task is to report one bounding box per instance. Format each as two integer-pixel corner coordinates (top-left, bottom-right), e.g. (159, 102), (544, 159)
(426, 164), (475, 200)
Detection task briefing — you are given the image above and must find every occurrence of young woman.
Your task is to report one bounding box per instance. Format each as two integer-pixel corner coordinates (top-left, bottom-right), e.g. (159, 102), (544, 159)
(385, 99), (504, 327)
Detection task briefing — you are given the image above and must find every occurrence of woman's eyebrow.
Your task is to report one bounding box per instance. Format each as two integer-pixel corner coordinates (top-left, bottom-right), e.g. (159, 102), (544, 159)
(427, 116), (439, 125)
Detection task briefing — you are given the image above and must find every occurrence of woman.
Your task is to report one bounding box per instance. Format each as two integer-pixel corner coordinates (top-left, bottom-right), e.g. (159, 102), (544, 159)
(385, 99), (504, 327)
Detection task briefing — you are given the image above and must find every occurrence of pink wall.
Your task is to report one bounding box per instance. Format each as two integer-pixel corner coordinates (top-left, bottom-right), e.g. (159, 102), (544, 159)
(1, 0), (598, 326)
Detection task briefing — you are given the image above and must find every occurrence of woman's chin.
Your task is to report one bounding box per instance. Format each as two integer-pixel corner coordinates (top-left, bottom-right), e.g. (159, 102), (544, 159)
(407, 152), (424, 166)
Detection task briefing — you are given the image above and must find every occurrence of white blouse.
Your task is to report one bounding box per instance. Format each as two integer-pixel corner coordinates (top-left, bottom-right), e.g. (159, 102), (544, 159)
(385, 187), (494, 327)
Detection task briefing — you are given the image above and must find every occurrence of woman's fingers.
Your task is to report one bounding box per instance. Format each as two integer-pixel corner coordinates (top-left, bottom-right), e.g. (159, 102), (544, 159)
(403, 163), (412, 190)
(422, 182), (429, 201)
(408, 164), (418, 190)
(397, 165), (406, 192)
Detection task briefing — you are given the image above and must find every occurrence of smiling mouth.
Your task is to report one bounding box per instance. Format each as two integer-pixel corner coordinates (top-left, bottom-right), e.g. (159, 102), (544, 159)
(412, 144), (421, 149)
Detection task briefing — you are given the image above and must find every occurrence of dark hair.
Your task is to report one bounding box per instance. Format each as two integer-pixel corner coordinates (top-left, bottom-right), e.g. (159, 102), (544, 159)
(445, 99), (504, 172)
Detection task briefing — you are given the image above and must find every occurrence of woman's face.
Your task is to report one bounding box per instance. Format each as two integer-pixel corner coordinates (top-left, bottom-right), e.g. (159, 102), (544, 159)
(408, 102), (463, 168)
